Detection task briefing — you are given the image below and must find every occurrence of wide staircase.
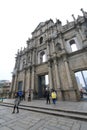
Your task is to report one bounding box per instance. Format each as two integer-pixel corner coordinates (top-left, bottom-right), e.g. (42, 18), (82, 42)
(0, 99), (87, 121)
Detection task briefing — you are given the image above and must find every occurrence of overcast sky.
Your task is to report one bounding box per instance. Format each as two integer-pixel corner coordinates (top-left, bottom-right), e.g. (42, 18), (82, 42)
(0, 0), (87, 81)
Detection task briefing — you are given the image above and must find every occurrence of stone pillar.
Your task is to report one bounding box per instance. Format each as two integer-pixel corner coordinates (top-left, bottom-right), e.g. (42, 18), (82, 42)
(63, 56), (73, 88)
(52, 39), (55, 52)
(54, 59), (60, 89)
(32, 48), (36, 65)
(28, 68), (31, 90)
(23, 70), (26, 93)
(10, 75), (15, 98)
(76, 25), (85, 41)
(76, 25), (87, 48)
(31, 66), (35, 100)
(63, 56), (77, 100)
(58, 33), (66, 53)
(52, 39), (56, 57)
(25, 68), (31, 100)
(22, 70), (25, 92)
(30, 51), (32, 64)
(78, 28), (85, 41)
(13, 73), (18, 97)
(47, 42), (50, 59)
(48, 62), (53, 90)
(54, 59), (62, 100)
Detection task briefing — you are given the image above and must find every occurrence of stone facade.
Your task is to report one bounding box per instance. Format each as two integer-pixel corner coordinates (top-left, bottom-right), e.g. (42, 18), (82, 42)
(11, 9), (87, 101)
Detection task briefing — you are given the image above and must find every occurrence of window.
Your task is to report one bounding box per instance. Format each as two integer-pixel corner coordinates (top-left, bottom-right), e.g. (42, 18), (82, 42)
(40, 37), (43, 44)
(75, 70), (87, 91)
(23, 59), (26, 68)
(40, 51), (46, 63)
(18, 81), (23, 91)
(45, 75), (49, 85)
(69, 39), (78, 52)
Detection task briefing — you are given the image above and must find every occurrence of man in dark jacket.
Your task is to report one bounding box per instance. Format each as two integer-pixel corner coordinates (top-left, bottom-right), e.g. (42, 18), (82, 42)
(45, 87), (50, 104)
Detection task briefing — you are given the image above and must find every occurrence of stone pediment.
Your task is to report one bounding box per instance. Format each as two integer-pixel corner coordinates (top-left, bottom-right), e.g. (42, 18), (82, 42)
(32, 19), (54, 33)
(35, 22), (45, 31)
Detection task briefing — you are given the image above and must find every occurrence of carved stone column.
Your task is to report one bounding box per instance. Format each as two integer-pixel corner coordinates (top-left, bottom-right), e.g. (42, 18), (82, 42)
(13, 72), (18, 96)
(28, 68), (31, 90)
(23, 70), (26, 93)
(52, 39), (56, 57)
(31, 66), (35, 100)
(47, 42), (50, 59)
(63, 56), (73, 88)
(76, 25), (87, 48)
(10, 75), (15, 98)
(54, 59), (60, 89)
(48, 62), (53, 90)
(32, 48), (36, 65)
(64, 57), (80, 100)
(75, 25), (85, 41)
(30, 51), (32, 64)
(78, 28), (85, 41)
(54, 59), (62, 100)
(52, 39), (55, 52)
(59, 33), (65, 50)
(25, 68), (31, 100)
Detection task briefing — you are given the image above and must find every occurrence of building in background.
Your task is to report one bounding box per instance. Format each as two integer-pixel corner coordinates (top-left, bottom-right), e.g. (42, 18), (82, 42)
(10, 9), (87, 101)
(0, 80), (11, 98)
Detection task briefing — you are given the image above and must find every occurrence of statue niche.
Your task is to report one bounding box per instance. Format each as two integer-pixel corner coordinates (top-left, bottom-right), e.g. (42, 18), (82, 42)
(26, 54), (31, 66)
(55, 43), (62, 52)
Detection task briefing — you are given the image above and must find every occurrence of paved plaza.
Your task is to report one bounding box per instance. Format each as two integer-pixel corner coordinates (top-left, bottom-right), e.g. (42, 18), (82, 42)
(0, 100), (87, 130)
(3, 99), (87, 112)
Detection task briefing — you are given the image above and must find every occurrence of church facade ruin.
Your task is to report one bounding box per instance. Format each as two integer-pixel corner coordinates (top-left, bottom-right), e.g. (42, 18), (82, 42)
(11, 9), (87, 101)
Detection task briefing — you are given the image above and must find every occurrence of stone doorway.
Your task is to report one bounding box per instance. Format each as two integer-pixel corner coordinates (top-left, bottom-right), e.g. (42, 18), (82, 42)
(38, 74), (49, 98)
(75, 70), (87, 100)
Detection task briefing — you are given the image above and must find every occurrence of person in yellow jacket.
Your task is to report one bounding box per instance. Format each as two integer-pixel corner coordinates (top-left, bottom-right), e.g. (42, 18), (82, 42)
(51, 89), (57, 104)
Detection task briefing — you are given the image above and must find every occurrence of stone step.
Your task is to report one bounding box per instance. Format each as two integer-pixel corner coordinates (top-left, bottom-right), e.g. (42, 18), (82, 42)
(20, 104), (87, 116)
(0, 102), (87, 121)
(3, 102), (87, 116)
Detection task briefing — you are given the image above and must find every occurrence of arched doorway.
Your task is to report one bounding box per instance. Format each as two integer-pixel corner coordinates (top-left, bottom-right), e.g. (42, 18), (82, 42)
(38, 74), (49, 98)
(75, 70), (87, 100)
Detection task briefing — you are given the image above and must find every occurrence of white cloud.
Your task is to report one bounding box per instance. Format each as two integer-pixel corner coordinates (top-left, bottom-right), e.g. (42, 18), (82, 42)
(0, 0), (87, 81)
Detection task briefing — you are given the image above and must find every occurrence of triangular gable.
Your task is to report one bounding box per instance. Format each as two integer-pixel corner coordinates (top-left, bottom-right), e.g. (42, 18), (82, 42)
(32, 19), (54, 33)
(35, 22), (45, 31)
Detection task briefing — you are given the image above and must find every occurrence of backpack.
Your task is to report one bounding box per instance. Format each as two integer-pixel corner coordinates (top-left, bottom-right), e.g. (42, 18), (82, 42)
(51, 92), (57, 99)
(18, 91), (23, 96)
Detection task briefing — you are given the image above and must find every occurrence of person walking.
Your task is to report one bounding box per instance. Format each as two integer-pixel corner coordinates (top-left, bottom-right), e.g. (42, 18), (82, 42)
(12, 92), (21, 114)
(51, 89), (57, 104)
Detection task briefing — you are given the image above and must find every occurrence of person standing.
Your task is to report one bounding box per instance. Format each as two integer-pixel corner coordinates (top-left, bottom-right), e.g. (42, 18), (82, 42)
(51, 89), (57, 104)
(17, 91), (23, 100)
(12, 92), (21, 114)
(45, 87), (50, 104)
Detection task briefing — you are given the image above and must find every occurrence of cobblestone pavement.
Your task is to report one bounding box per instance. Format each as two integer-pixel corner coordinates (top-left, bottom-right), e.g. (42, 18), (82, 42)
(0, 105), (87, 130)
